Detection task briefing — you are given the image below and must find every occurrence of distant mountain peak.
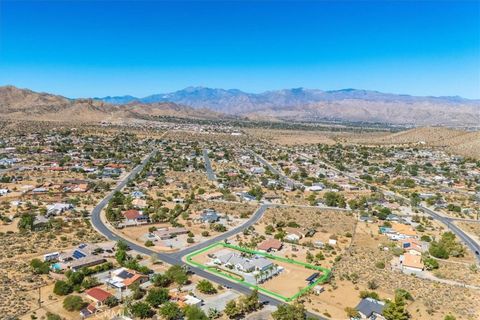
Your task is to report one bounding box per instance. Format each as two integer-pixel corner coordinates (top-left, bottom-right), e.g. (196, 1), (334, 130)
(3, 85), (477, 126)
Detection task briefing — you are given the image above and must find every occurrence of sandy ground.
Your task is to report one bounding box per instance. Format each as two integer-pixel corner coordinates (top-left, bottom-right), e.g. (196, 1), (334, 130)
(261, 260), (318, 298)
(0, 217), (20, 233)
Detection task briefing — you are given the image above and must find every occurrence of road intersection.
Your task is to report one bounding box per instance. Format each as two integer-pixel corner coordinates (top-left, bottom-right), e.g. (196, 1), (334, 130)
(90, 149), (325, 318)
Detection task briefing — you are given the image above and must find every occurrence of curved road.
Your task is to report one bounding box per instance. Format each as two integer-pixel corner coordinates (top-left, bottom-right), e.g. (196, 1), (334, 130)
(90, 151), (324, 319)
(299, 153), (480, 262)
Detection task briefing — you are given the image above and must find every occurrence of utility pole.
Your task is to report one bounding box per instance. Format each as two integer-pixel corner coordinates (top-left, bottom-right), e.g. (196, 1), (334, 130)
(37, 287), (41, 309)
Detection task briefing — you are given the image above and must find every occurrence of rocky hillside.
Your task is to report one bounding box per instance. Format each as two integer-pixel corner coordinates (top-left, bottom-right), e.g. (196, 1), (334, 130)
(0, 86), (223, 122)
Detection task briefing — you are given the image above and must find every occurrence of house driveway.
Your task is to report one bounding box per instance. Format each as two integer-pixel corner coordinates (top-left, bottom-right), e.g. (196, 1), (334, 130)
(201, 290), (240, 312)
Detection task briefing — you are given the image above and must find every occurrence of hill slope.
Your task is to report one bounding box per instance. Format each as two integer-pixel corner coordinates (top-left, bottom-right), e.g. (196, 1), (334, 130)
(347, 127), (480, 159)
(0, 86), (223, 122)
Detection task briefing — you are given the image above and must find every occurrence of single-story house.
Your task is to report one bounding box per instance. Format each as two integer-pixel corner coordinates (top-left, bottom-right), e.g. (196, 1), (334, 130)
(122, 210), (148, 224)
(400, 239), (426, 255)
(46, 203), (74, 216)
(79, 303), (97, 318)
(285, 227), (304, 242)
(71, 256), (107, 272)
(106, 267), (148, 289)
(131, 190), (145, 199)
(214, 250), (274, 273)
(198, 209), (221, 223)
(354, 297), (386, 319)
(85, 287), (113, 307)
(257, 238), (283, 252)
(400, 253), (424, 273)
(153, 227), (189, 240)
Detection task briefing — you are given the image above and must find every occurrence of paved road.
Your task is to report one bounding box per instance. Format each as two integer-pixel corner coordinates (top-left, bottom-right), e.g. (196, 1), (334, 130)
(170, 204), (269, 259)
(420, 206), (480, 261)
(448, 217), (480, 223)
(202, 149), (217, 182)
(300, 153), (480, 263)
(90, 153), (324, 319)
(247, 149), (303, 188)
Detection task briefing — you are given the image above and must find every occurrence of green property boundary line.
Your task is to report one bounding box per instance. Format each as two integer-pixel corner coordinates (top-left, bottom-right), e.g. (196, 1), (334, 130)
(185, 242), (331, 302)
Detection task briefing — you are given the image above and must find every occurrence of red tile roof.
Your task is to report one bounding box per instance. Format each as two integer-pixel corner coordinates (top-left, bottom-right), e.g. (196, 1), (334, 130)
(85, 287), (112, 302)
(258, 238), (283, 251)
(123, 209), (141, 220)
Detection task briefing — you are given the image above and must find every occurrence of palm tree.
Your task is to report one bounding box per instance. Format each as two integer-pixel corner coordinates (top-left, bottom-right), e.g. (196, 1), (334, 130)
(254, 272), (260, 285)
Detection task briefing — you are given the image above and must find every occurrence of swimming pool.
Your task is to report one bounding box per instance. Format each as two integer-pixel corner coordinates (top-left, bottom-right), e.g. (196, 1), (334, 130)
(51, 262), (62, 271)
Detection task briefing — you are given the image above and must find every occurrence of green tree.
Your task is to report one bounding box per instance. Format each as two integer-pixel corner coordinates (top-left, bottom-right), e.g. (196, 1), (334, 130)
(145, 240), (154, 247)
(146, 287), (169, 307)
(30, 258), (50, 274)
(395, 289), (413, 301)
(53, 280), (73, 296)
(152, 273), (172, 287)
(67, 270), (84, 286)
(18, 213), (35, 231)
(196, 280), (217, 294)
(159, 302), (183, 320)
(248, 186), (264, 200)
(240, 289), (262, 313)
(323, 192), (346, 208)
(272, 302), (306, 320)
(129, 302), (154, 319)
(131, 282), (146, 300)
(46, 313), (62, 320)
(429, 232), (465, 259)
(104, 296), (119, 307)
(359, 291), (380, 300)
(183, 305), (208, 320)
(208, 308), (221, 319)
(165, 265), (189, 285)
(81, 276), (100, 289)
(383, 296), (410, 320)
(115, 248), (127, 264)
(63, 295), (86, 311)
(224, 300), (242, 319)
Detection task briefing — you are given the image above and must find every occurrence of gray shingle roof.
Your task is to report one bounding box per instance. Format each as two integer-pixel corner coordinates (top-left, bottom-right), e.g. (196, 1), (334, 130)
(355, 298), (385, 318)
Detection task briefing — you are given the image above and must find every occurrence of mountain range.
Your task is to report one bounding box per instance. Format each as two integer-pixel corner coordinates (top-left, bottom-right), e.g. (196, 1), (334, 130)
(97, 87), (480, 126)
(1, 85), (479, 126)
(0, 86), (223, 122)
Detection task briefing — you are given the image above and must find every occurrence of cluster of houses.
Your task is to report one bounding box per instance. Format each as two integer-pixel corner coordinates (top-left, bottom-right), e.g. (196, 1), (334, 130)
(79, 265), (202, 318)
(378, 222), (429, 273)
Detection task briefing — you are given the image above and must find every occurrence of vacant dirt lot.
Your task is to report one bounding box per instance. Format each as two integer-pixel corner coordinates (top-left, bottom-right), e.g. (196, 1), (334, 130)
(261, 259), (319, 298)
(261, 206), (356, 236)
(332, 221), (480, 319)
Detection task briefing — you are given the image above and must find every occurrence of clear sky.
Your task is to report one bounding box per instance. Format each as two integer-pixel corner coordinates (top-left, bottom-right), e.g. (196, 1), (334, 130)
(0, 0), (479, 98)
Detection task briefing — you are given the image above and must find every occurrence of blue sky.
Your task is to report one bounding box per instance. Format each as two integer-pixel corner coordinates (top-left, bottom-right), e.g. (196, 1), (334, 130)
(0, 0), (479, 98)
